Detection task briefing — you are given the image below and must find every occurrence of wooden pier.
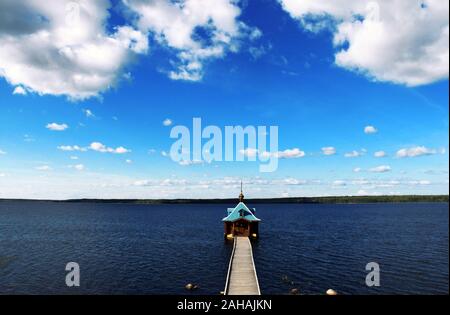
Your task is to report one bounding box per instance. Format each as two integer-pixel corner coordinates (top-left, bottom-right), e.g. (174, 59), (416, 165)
(224, 237), (261, 295)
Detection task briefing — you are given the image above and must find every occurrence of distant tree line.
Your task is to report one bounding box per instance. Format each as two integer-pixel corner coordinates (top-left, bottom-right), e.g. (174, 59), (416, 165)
(1, 195), (448, 204)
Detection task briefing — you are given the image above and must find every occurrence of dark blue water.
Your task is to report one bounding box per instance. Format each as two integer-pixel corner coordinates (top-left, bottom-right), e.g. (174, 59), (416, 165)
(0, 201), (448, 295)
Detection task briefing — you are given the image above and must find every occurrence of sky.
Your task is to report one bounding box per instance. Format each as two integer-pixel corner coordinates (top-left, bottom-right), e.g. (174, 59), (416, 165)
(0, 0), (448, 199)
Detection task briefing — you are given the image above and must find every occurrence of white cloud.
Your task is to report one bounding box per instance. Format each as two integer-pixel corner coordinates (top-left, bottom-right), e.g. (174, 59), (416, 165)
(90, 142), (131, 154)
(35, 165), (51, 171)
(242, 148), (306, 159)
(83, 109), (95, 118)
(353, 167), (362, 173)
(240, 148), (259, 158)
(364, 125), (378, 134)
(1, 173), (446, 200)
(179, 159), (204, 166)
(163, 118), (173, 126)
(352, 179), (401, 188)
(0, 149), (6, 155)
(357, 189), (369, 196)
(370, 165), (391, 173)
(0, 173), (5, 177)
(345, 150), (365, 158)
(374, 150), (387, 158)
(352, 179), (370, 185)
(332, 180), (347, 187)
(115, 147), (131, 154)
(275, 148), (306, 159)
(356, 189), (384, 196)
(396, 146), (438, 158)
(58, 145), (87, 152)
(70, 156), (79, 160)
(0, 1), (148, 100)
(322, 147), (336, 156)
(134, 178), (189, 187)
(58, 142), (130, 154)
(408, 180), (431, 186)
(282, 178), (307, 185)
(279, 0), (449, 86)
(124, 0), (261, 81)
(126, 159), (133, 164)
(23, 134), (35, 142)
(13, 86), (27, 95)
(69, 164), (85, 171)
(46, 123), (69, 131)
(248, 44), (270, 60)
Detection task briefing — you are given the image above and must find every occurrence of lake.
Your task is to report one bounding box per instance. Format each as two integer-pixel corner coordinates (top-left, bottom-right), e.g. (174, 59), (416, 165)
(0, 201), (448, 295)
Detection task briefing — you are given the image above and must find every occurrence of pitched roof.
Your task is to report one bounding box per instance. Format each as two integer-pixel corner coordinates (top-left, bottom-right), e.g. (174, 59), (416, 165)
(223, 202), (261, 222)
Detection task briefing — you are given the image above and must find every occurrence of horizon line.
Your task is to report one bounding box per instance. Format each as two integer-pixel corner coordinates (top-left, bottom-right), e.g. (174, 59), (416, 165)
(1, 194), (448, 203)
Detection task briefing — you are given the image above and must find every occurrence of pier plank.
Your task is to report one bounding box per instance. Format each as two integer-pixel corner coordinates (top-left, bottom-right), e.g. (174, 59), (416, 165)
(225, 237), (261, 295)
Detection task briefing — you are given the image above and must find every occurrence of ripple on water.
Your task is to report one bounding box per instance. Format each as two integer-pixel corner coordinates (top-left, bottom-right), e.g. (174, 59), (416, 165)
(0, 202), (448, 295)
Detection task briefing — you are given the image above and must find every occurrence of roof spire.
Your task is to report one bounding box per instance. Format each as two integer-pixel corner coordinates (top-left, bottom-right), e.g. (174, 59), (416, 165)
(239, 180), (244, 202)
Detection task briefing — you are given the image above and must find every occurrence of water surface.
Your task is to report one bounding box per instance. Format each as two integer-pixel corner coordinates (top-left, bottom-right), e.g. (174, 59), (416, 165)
(0, 201), (448, 295)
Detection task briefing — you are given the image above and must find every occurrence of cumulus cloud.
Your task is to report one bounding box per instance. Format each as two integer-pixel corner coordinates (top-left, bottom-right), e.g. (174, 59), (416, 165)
(82, 109), (95, 118)
(179, 159), (205, 166)
(279, 0), (449, 86)
(370, 165), (391, 173)
(134, 178), (189, 187)
(322, 147), (336, 156)
(35, 165), (51, 171)
(163, 118), (173, 126)
(282, 178), (307, 185)
(240, 148), (259, 158)
(353, 167), (362, 173)
(58, 145), (87, 152)
(46, 123), (69, 131)
(69, 164), (85, 171)
(408, 180), (431, 186)
(345, 150), (365, 158)
(332, 180), (347, 187)
(124, 0), (261, 81)
(357, 189), (369, 196)
(13, 86), (27, 95)
(364, 125), (378, 134)
(0, 0), (148, 100)
(90, 142), (131, 154)
(23, 134), (35, 142)
(242, 148), (306, 159)
(272, 148), (306, 159)
(396, 146), (438, 158)
(58, 142), (130, 154)
(374, 150), (387, 158)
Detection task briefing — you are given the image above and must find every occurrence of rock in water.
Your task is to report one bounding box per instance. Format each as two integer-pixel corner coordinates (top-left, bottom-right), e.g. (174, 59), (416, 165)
(326, 289), (338, 296)
(185, 283), (198, 291)
(290, 288), (300, 295)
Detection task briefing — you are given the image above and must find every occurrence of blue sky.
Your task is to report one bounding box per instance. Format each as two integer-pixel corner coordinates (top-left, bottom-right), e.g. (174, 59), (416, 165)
(0, 0), (448, 199)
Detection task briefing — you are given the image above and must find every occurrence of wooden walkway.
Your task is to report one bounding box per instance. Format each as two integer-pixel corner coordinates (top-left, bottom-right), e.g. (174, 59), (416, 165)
(224, 237), (261, 295)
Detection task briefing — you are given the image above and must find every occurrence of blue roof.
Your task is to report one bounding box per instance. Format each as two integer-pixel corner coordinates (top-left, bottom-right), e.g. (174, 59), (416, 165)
(223, 202), (261, 222)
